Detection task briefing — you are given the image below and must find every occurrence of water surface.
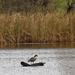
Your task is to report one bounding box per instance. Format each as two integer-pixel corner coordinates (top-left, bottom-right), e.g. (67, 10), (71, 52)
(0, 43), (75, 48)
(0, 48), (75, 75)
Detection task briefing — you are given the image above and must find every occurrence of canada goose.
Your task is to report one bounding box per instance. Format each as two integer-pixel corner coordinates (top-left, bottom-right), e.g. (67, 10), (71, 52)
(28, 55), (38, 63)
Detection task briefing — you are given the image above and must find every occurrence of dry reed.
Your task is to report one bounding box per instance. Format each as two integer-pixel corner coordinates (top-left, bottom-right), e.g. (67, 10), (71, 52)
(0, 12), (75, 44)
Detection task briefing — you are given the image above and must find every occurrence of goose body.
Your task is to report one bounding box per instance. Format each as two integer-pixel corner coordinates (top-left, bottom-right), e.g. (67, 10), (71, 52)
(28, 55), (38, 63)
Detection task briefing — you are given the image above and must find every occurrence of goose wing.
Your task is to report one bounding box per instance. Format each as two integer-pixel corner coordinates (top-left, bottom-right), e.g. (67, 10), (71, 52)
(28, 57), (36, 62)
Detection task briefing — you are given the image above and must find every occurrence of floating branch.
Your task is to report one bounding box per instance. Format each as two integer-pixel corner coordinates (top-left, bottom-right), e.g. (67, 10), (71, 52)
(21, 61), (45, 67)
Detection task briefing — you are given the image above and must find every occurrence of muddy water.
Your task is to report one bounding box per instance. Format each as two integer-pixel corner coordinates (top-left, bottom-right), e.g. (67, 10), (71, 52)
(0, 48), (75, 75)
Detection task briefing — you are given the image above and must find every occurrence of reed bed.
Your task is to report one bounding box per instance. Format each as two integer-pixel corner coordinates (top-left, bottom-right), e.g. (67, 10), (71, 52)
(0, 12), (75, 44)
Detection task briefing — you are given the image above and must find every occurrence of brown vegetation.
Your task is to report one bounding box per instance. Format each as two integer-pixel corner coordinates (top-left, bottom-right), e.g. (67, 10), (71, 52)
(0, 12), (75, 44)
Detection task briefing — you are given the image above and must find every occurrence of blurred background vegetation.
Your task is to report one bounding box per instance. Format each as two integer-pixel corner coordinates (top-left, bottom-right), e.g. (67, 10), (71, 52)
(0, 0), (75, 14)
(0, 0), (75, 44)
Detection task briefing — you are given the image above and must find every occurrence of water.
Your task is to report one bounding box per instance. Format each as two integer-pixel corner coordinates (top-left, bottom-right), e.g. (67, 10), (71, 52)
(0, 43), (75, 48)
(0, 48), (75, 75)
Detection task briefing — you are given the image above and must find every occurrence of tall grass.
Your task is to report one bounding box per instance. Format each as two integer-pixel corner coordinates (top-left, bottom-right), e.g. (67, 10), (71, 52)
(0, 12), (75, 44)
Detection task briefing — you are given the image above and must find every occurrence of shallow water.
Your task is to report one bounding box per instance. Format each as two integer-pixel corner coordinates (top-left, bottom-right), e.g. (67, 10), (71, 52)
(0, 48), (75, 75)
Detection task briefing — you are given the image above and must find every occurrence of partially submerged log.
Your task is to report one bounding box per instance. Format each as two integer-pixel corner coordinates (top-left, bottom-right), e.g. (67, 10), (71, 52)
(21, 61), (45, 67)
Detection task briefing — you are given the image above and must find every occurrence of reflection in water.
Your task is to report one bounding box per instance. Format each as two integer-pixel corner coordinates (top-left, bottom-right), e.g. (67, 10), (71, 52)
(0, 43), (75, 48)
